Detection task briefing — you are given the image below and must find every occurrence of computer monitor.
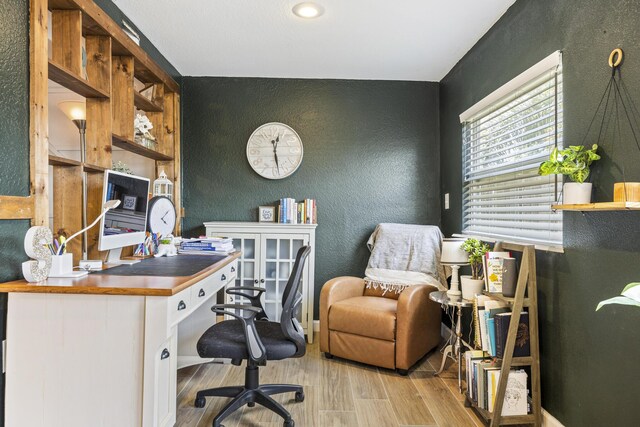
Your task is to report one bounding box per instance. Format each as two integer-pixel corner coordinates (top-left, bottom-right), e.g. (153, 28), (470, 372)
(98, 170), (150, 264)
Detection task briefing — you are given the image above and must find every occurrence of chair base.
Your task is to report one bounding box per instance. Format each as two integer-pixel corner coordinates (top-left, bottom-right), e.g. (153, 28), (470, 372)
(194, 364), (304, 427)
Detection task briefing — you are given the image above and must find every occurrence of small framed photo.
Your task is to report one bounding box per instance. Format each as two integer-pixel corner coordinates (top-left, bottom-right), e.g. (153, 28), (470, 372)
(258, 206), (276, 222)
(123, 195), (137, 211)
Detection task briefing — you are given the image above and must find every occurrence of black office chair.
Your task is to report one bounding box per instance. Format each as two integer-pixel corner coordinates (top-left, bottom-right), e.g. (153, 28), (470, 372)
(195, 246), (311, 427)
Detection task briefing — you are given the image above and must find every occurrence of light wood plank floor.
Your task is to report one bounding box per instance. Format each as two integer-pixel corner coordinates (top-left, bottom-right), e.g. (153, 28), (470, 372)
(175, 335), (483, 427)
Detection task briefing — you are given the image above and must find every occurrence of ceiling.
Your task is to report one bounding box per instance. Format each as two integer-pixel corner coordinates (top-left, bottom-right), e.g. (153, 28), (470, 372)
(112, 0), (516, 81)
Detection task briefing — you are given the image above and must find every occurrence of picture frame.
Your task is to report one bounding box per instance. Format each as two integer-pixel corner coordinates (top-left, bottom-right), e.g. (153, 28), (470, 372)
(258, 206), (276, 222)
(123, 195), (137, 211)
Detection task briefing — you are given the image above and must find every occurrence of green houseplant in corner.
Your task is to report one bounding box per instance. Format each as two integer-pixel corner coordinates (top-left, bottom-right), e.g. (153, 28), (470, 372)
(538, 144), (601, 204)
(460, 238), (490, 300)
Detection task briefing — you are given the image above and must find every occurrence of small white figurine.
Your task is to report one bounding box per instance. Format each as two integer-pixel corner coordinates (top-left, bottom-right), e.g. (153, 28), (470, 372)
(154, 234), (178, 257)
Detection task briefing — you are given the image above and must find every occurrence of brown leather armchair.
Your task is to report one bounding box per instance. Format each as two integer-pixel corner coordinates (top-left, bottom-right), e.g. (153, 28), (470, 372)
(320, 276), (441, 374)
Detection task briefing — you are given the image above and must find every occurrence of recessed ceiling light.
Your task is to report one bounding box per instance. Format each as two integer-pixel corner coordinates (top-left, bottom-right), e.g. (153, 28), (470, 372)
(292, 2), (325, 19)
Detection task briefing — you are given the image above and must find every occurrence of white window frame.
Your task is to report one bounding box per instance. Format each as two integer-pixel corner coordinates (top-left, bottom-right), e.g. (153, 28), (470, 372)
(459, 51), (563, 250)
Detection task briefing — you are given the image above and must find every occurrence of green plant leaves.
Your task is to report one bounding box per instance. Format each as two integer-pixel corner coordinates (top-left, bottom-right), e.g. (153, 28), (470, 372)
(461, 238), (490, 280)
(596, 282), (640, 311)
(538, 144), (600, 183)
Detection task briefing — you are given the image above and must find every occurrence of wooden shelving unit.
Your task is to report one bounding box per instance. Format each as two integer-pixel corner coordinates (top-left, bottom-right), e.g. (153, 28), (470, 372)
(552, 201), (640, 211)
(48, 60), (109, 98)
(112, 134), (173, 161)
(1, 0), (183, 260)
(134, 91), (163, 112)
(465, 241), (542, 427)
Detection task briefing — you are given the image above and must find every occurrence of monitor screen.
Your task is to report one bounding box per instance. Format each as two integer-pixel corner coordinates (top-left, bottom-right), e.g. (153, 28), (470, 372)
(98, 170), (150, 251)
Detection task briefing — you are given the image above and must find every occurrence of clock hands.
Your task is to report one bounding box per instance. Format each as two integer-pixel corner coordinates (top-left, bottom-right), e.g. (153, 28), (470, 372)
(161, 210), (170, 225)
(271, 134), (280, 174)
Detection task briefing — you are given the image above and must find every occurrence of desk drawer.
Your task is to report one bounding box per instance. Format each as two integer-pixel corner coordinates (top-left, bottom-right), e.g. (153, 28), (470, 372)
(168, 287), (192, 326)
(189, 260), (237, 310)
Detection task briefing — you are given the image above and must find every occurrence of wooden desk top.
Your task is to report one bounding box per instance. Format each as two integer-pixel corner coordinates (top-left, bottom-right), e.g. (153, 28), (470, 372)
(0, 252), (240, 297)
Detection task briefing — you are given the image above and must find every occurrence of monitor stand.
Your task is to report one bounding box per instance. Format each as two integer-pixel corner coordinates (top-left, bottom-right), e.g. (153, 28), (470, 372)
(105, 247), (141, 265)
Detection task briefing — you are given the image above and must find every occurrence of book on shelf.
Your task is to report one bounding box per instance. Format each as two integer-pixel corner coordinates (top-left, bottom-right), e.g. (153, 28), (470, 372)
(474, 295), (508, 353)
(277, 198), (317, 224)
(495, 311), (531, 359)
(484, 251), (511, 293)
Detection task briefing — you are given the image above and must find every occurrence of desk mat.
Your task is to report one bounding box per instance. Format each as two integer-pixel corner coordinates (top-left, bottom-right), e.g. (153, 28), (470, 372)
(92, 255), (226, 277)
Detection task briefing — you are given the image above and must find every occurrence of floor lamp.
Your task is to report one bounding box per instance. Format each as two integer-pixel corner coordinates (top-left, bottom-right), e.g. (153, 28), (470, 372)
(57, 101), (88, 260)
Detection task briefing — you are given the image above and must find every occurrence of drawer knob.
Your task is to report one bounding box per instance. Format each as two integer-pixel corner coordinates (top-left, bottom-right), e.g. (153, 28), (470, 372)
(221, 274), (227, 281)
(177, 300), (187, 311)
(231, 266), (236, 272)
(199, 288), (205, 298)
(161, 348), (170, 360)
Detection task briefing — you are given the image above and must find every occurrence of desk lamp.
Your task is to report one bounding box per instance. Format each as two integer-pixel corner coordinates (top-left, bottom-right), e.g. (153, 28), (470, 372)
(441, 238), (469, 297)
(56, 199), (121, 256)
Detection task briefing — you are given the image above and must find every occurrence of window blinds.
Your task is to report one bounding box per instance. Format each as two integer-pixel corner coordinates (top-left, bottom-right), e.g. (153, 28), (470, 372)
(461, 57), (563, 245)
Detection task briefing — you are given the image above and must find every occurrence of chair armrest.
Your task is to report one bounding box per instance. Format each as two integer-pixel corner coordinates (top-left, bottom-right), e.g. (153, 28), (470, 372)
(225, 287), (268, 320)
(210, 304), (267, 363)
(395, 285), (441, 370)
(319, 276), (366, 352)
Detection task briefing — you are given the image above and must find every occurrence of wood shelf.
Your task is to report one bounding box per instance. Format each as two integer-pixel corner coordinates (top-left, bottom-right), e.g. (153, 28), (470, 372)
(482, 292), (531, 307)
(466, 399), (536, 426)
(48, 0), (179, 93)
(112, 134), (173, 161)
(552, 202), (640, 211)
(134, 91), (163, 112)
(83, 163), (106, 173)
(48, 60), (109, 98)
(48, 155), (81, 167)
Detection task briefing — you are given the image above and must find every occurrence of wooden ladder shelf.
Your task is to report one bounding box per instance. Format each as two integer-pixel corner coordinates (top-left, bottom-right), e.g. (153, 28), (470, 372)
(465, 241), (542, 427)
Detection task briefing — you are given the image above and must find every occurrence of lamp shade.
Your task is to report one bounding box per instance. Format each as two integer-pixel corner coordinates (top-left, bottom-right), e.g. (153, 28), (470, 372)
(58, 100), (86, 121)
(441, 238), (469, 264)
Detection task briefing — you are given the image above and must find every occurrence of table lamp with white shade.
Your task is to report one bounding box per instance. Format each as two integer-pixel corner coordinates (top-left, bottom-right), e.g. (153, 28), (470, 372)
(441, 237), (469, 297)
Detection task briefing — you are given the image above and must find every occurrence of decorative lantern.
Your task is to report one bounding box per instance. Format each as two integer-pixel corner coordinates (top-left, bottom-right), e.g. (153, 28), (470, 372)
(153, 170), (173, 200)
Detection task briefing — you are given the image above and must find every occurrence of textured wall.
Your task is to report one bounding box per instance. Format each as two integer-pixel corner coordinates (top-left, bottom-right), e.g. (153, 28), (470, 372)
(439, 0), (640, 425)
(182, 77), (441, 316)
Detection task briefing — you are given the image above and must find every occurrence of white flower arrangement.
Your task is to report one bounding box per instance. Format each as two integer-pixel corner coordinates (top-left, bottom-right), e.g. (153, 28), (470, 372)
(134, 113), (156, 141)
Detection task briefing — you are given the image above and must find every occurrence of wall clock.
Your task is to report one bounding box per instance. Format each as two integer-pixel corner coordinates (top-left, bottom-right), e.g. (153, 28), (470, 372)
(147, 196), (176, 236)
(246, 122), (303, 179)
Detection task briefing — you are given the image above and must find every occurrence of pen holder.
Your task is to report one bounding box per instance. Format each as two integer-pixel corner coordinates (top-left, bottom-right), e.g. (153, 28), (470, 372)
(50, 253), (73, 276)
(48, 253), (89, 279)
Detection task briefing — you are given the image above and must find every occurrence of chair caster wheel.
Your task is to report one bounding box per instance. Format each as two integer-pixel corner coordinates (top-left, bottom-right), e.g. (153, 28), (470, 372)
(284, 420), (295, 427)
(248, 402), (255, 407)
(194, 396), (206, 408)
(295, 391), (305, 402)
(324, 353), (333, 359)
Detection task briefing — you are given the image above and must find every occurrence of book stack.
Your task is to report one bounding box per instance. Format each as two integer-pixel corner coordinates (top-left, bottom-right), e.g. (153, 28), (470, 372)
(474, 295), (531, 358)
(278, 198), (317, 224)
(179, 236), (234, 255)
(465, 351), (529, 416)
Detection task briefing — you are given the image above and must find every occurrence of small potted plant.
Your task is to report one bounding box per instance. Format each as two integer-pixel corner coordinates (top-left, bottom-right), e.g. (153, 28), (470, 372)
(461, 238), (490, 300)
(538, 144), (601, 204)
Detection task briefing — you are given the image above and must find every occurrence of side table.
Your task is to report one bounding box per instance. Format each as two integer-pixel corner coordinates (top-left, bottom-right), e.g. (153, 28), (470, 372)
(429, 290), (474, 393)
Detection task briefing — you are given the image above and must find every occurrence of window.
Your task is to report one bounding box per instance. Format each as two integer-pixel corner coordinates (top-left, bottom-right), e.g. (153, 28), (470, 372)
(460, 52), (563, 246)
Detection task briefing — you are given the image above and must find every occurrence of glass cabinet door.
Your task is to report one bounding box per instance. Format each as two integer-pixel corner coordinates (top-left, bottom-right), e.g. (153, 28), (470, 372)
(224, 234), (261, 315)
(261, 234), (308, 323)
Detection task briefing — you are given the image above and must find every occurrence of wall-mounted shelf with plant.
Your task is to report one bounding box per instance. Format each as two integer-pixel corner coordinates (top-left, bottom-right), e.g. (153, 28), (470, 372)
(551, 48), (640, 212)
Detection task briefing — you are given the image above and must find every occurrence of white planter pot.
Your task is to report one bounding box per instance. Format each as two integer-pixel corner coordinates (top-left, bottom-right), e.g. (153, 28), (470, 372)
(461, 275), (485, 301)
(563, 182), (592, 204)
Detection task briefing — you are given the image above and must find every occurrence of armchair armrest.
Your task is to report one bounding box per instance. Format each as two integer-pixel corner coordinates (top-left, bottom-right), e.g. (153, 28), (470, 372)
(225, 287), (268, 320)
(395, 285), (441, 370)
(319, 276), (366, 352)
(210, 303), (267, 364)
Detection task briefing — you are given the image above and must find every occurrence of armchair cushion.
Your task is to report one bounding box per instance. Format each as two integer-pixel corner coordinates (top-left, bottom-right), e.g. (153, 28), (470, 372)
(197, 320), (298, 361)
(329, 296), (397, 341)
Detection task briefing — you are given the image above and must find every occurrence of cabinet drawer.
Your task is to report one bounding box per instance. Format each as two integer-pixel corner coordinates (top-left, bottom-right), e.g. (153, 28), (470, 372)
(190, 274), (218, 308)
(168, 287), (192, 326)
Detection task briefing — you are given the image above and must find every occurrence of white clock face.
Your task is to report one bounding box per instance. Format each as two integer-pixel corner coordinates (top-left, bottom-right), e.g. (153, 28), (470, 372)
(247, 122), (303, 179)
(148, 197), (176, 236)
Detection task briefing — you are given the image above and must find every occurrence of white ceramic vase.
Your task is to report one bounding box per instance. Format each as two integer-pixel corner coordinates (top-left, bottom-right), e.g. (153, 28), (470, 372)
(461, 275), (485, 301)
(563, 182), (592, 204)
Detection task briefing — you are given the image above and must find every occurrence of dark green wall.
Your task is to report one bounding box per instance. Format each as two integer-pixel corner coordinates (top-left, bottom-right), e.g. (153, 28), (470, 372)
(182, 77), (441, 316)
(440, 0), (640, 425)
(0, 1), (179, 423)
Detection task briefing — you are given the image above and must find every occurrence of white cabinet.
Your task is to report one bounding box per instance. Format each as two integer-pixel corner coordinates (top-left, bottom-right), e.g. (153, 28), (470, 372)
(204, 222), (317, 343)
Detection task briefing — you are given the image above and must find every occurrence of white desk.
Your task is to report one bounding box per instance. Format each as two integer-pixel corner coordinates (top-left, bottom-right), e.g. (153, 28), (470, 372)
(0, 253), (240, 427)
